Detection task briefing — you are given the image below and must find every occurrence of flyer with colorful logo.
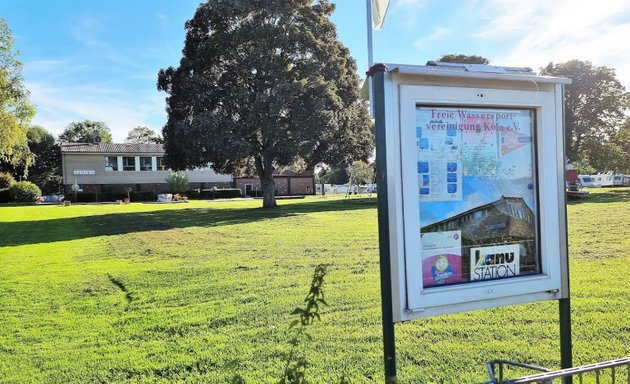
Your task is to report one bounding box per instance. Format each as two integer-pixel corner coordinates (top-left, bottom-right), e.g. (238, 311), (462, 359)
(421, 231), (462, 287)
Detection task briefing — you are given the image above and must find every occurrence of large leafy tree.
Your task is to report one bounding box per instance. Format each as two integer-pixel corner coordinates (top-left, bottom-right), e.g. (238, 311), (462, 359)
(59, 120), (113, 143)
(597, 117), (630, 174)
(541, 60), (628, 161)
(0, 18), (35, 169)
(158, 0), (373, 208)
(125, 125), (161, 144)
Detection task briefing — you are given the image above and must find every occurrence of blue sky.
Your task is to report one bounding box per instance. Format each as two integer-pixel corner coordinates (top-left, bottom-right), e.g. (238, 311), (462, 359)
(3, 0), (630, 141)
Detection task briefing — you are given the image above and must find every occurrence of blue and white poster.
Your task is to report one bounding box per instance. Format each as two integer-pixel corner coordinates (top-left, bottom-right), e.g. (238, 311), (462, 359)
(416, 106), (538, 286)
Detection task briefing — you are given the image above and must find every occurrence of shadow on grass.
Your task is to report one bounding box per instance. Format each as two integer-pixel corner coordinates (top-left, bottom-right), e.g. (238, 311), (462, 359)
(0, 198), (376, 247)
(567, 188), (630, 205)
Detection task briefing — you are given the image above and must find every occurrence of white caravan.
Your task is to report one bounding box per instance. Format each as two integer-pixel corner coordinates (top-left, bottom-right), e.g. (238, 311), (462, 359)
(578, 175), (595, 187)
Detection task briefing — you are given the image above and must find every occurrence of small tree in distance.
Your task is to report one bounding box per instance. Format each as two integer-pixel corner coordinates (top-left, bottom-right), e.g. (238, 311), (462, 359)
(437, 54), (490, 64)
(346, 160), (374, 186)
(125, 126), (161, 144)
(165, 171), (188, 194)
(158, 0), (374, 208)
(59, 120), (113, 144)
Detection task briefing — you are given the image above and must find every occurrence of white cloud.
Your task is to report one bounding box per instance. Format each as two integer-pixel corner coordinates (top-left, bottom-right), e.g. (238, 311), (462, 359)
(26, 81), (166, 141)
(471, 0), (630, 87)
(390, 0), (432, 31)
(395, 0), (429, 7)
(414, 27), (449, 48)
(71, 15), (108, 49)
(156, 12), (168, 23)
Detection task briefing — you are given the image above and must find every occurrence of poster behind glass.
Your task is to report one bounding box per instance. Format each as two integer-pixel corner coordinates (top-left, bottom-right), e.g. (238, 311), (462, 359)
(416, 106), (540, 288)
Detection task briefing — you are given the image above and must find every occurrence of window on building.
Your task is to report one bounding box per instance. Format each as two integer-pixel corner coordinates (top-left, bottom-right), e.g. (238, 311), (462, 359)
(140, 157), (152, 171)
(104, 156), (118, 171)
(123, 157), (136, 171)
(156, 157), (166, 171)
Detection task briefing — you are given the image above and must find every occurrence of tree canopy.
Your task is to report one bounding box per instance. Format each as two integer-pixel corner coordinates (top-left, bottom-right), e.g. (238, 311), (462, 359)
(158, 0), (374, 208)
(437, 54), (490, 64)
(0, 18), (35, 167)
(579, 117), (630, 174)
(59, 120), (113, 144)
(125, 125), (161, 144)
(541, 60), (628, 163)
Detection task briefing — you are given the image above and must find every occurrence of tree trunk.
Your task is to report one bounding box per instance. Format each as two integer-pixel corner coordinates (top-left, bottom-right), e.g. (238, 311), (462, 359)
(255, 156), (277, 208)
(261, 171), (277, 208)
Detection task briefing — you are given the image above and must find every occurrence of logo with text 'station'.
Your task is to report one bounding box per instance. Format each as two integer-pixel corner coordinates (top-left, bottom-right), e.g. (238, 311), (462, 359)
(470, 244), (520, 281)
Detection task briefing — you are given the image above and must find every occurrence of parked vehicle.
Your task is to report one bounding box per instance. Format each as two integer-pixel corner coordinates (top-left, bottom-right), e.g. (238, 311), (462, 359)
(597, 174), (614, 187)
(612, 174), (625, 187)
(578, 175), (595, 188)
(566, 170), (588, 199)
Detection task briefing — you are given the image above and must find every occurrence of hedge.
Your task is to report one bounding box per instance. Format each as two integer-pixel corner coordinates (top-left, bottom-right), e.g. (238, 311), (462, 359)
(199, 188), (242, 199)
(62, 189), (244, 203)
(0, 189), (11, 203)
(65, 191), (157, 203)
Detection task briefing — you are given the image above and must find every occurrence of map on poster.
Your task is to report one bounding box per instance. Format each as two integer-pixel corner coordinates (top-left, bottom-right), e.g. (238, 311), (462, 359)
(416, 107), (533, 202)
(421, 230), (462, 287)
(417, 106), (538, 287)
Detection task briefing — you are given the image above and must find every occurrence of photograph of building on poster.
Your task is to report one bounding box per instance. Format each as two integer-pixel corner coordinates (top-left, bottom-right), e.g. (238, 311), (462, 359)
(416, 107), (539, 287)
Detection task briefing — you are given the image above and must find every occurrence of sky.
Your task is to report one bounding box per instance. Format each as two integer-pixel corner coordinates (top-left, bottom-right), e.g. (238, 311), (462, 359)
(3, 0), (630, 142)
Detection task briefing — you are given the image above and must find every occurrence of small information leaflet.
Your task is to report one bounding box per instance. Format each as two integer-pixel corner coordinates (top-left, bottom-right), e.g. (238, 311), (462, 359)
(416, 107), (538, 288)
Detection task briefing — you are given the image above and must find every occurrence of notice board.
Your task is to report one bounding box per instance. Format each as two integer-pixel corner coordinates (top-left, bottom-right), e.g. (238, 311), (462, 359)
(378, 66), (571, 321)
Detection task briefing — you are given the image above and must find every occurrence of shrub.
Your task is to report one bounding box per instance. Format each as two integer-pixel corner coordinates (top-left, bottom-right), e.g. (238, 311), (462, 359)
(0, 172), (16, 190)
(9, 181), (41, 202)
(166, 172), (188, 193)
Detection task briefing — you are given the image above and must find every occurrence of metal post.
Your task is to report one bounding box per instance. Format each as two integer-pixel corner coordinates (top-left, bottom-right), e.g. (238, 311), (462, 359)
(559, 298), (572, 383)
(366, 0), (374, 67)
(366, 0), (375, 117)
(369, 63), (396, 383)
(559, 83), (573, 384)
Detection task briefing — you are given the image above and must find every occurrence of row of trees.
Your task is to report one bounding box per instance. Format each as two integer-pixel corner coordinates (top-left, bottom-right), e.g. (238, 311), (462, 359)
(58, 120), (162, 144)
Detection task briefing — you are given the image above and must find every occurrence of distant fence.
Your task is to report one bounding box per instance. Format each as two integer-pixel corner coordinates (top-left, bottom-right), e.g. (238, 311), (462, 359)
(315, 184), (376, 195)
(479, 357), (630, 384)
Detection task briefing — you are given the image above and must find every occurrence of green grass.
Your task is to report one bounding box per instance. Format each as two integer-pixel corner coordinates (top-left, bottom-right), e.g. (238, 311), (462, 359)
(0, 190), (628, 383)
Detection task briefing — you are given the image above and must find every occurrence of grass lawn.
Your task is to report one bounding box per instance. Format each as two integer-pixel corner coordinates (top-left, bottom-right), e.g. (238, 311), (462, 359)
(0, 189), (629, 383)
